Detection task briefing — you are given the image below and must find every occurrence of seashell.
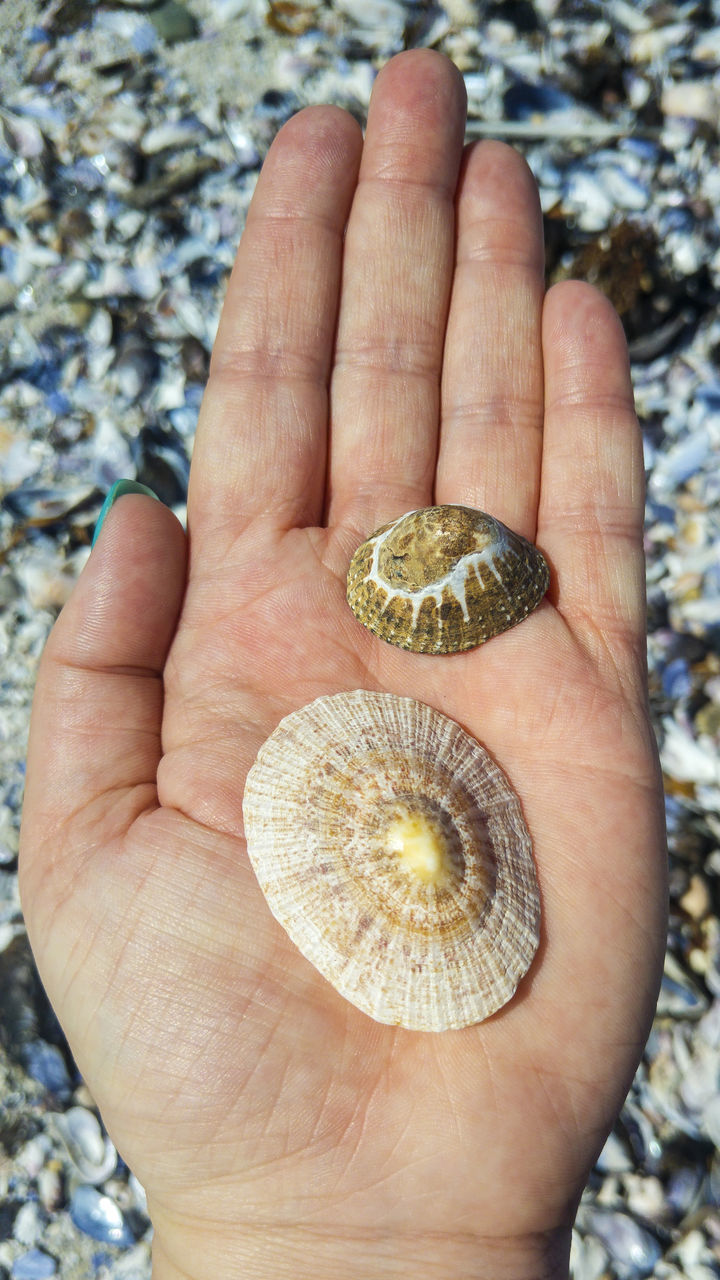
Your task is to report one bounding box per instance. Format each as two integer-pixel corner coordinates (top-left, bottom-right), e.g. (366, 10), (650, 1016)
(346, 505), (549, 655)
(69, 1185), (135, 1248)
(242, 690), (540, 1031)
(53, 1106), (118, 1184)
(580, 1207), (662, 1279)
(1, 483), (97, 528)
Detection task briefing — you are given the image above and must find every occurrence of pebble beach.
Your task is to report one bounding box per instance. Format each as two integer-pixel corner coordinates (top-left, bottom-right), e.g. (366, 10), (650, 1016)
(1, 0), (720, 1276)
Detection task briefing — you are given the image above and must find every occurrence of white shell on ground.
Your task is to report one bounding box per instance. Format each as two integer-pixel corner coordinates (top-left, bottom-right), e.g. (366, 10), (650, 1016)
(242, 690), (540, 1031)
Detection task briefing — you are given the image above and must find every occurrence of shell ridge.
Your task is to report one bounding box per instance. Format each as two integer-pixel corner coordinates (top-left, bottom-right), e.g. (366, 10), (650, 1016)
(346, 506), (549, 654)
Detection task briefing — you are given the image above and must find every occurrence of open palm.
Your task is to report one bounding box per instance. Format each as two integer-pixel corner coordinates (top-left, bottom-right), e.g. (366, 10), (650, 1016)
(20, 52), (667, 1280)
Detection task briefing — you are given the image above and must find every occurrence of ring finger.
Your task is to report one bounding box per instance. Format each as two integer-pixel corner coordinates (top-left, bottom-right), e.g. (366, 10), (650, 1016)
(435, 140), (545, 540)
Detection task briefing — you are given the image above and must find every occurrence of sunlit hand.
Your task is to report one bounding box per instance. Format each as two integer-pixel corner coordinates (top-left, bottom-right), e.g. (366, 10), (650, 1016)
(20, 50), (667, 1280)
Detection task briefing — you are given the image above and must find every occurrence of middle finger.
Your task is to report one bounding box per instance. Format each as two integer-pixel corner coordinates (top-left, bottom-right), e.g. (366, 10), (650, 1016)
(327, 50), (467, 539)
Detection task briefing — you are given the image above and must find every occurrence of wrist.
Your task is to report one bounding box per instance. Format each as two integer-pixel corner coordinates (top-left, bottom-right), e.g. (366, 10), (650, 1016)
(151, 1222), (571, 1280)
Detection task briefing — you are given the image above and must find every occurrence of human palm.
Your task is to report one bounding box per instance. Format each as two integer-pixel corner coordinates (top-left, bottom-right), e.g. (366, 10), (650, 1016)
(20, 52), (667, 1280)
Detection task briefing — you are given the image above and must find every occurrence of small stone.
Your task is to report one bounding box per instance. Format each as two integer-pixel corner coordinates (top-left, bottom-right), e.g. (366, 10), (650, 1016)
(36, 1166), (62, 1213)
(662, 81), (720, 127)
(695, 702), (720, 738)
(596, 1130), (633, 1173)
(20, 1043), (71, 1101)
(584, 1209), (662, 1278)
(12, 1203), (44, 1248)
(680, 874), (712, 922)
(55, 1107), (117, 1183)
(630, 24), (692, 64)
(69, 1186), (134, 1247)
(149, 0), (199, 41)
(334, 0), (406, 41)
(570, 1230), (609, 1280)
(15, 1138), (48, 1180)
(10, 1252), (56, 1280)
(623, 1173), (667, 1221)
(72, 1083), (97, 1110)
(688, 946), (709, 975)
(56, 207), (93, 247)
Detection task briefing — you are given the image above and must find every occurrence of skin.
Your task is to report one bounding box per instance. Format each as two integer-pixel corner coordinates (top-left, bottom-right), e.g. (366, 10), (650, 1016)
(19, 51), (667, 1280)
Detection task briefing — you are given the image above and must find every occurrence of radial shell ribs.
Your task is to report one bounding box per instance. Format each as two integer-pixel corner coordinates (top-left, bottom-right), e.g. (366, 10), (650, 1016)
(242, 689), (540, 1031)
(346, 505), (550, 654)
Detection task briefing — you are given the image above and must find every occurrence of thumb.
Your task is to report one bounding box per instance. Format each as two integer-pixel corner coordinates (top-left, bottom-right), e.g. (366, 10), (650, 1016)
(20, 484), (187, 910)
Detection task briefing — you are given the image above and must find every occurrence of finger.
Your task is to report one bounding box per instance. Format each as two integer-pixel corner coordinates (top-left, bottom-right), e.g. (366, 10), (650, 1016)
(436, 141), (545, 539)
(538, 281), (646, 669)
(327, 50), (467, 537)
(189, 106), (363, 553)
(20, 495), (187, 889)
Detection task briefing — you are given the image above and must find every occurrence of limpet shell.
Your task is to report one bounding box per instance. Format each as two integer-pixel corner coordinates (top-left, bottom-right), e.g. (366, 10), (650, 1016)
(346, 505), (550, 654)
(242, 690), (540, 1031)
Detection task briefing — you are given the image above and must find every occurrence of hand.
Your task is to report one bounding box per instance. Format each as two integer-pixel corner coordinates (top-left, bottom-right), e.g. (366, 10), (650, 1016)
(20, 50), (667, 1280)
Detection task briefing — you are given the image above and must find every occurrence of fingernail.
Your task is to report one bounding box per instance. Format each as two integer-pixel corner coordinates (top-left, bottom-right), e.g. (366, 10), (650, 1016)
(92, 480), (160, 549)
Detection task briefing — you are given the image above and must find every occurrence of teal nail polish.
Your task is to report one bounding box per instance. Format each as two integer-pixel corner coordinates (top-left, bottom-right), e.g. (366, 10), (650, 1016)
(92, 480), (160, 549)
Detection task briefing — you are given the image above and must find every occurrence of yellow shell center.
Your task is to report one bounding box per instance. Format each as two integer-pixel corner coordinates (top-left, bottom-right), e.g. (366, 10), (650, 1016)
(384, 805), (453, 887)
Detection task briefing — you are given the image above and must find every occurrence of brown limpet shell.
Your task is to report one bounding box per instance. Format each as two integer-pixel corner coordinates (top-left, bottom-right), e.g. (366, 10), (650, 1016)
(346, 505), (550, 654)
(242, 690), (540, 1032)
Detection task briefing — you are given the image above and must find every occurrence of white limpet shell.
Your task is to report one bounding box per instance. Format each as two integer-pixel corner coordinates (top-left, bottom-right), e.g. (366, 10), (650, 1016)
(242, 690), (540, 1032)
(346, 505), (550, 654)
